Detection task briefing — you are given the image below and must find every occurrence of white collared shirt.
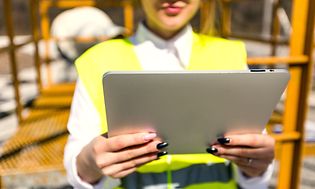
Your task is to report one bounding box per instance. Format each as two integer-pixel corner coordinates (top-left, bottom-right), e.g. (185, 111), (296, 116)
(130, 23), (192, 70)
(64, 23), (273, 189)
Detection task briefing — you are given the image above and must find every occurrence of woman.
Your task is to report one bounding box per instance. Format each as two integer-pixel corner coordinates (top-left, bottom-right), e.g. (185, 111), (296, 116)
(64, 0), (275, 188)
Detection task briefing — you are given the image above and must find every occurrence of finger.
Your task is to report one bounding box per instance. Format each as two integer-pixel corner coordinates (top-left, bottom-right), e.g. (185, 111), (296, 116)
(109, 125), (156, 137)
(224, 129), (262, 136)
(110, 167), (137, 179)
(219, 155), (269, 170)
(96, 140), (162, 167)
(219, 134), (275, 148)
(102, 153), (158, 177)
(212, 145), (274, 160)
(104, 132), (158, 152)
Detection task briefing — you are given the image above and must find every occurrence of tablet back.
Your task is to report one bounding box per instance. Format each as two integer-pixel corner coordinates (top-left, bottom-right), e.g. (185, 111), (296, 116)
(103, 70), (289, 154)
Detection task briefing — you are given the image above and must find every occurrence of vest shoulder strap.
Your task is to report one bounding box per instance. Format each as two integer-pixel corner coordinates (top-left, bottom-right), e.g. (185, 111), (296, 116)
(189, 33), (247, 70)
(75, 39), (141, 133)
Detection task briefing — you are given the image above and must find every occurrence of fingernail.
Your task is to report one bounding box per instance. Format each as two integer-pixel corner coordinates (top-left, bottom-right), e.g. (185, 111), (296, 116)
(101, 132), (108, 138)
(157, 151), (168, 157)
(217, 138), (230, 144)
(206, 146), (218, 154)
(144, 133), (157, 141)
(157, 142), (169, 150)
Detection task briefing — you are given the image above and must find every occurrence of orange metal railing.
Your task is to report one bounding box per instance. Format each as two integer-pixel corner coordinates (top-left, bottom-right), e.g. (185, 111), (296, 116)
(2, 0), (314, 188)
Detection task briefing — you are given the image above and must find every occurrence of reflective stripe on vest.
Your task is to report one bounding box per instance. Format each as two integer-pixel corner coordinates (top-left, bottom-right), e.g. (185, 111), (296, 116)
(75, 33), (247, 188)
(120, 162), (237, 189)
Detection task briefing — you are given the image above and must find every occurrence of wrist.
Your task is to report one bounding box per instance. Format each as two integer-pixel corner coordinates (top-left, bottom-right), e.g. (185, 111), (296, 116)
(76, 144), (103, 184)
(241, 168), (265, 178)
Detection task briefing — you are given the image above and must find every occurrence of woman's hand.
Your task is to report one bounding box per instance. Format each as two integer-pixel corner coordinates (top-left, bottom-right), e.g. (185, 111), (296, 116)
(207, 132), (275, 178)
(76, 128), (167, 184)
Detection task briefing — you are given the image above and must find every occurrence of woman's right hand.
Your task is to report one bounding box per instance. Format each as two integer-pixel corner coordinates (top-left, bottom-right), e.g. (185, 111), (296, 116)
(76, 129), (165, 184)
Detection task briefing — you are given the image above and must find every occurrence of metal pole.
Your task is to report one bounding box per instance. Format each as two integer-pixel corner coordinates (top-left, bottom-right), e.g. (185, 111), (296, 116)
(123, 0), (134, 35)
(270, 0), (280, 56)
(3, 0), (23, 122)
(289, 0), (315, 187)
(262, 0), (273, 37)
(39, 0), (52, 86)
(277, 0), (315, 188)
(29, 0), (43, 92)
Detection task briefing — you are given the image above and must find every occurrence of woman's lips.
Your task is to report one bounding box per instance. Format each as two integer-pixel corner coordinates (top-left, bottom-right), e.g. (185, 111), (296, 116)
(162, 1), (187, 15)
(165, 6), (182, 15)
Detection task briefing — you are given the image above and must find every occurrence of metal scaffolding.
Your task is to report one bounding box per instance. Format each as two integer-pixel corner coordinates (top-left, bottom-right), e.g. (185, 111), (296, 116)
(0, 0), (314, 188)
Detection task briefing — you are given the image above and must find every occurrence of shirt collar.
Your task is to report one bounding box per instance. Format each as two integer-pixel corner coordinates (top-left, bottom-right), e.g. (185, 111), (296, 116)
(133, 22), (193, 66)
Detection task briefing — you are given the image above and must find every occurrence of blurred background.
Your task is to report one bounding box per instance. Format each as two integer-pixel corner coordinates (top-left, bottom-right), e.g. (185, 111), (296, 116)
(0, 0), (314, 188)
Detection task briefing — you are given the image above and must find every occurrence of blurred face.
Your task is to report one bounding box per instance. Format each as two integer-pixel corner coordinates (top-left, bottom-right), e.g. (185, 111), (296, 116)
(140, 0), (201, 39)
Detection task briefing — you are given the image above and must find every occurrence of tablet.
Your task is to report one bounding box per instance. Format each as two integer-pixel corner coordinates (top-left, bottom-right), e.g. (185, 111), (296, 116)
(103, 70), (289, 154)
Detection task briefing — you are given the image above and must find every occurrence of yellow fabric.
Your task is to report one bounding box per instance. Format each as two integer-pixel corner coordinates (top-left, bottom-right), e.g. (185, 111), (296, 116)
(189, 33), (247, 70)
(75, 33), (247, 189)
(76, 39), (141, 134)
(137, 154), (227, 173)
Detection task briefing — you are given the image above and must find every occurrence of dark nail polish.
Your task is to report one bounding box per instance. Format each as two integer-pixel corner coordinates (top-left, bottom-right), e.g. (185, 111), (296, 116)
(206, 147), (218, 154)
(217, 138), (230, 144)
(157, 151), (168, 157)
(102, 132), (109, 138)
(157, 142), (169, 149)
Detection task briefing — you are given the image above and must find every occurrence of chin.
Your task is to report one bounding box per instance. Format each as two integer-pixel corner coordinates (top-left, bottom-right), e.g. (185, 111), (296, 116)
(161, 17), (187, 31)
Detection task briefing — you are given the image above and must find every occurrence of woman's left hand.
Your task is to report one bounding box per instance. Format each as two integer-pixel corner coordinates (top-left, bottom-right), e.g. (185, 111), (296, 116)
(208, 133), (275, 177)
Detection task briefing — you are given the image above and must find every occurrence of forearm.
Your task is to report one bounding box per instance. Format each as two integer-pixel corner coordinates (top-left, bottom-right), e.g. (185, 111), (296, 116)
(64, 78), (106, 187)
(64, 136), (106, 189)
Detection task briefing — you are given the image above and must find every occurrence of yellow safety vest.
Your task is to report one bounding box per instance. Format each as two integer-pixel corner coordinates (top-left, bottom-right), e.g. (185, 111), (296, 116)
(76, 33), (247, 189)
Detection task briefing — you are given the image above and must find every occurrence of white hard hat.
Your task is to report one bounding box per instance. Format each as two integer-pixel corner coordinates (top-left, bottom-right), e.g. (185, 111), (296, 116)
(51, 6), (125, 62)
